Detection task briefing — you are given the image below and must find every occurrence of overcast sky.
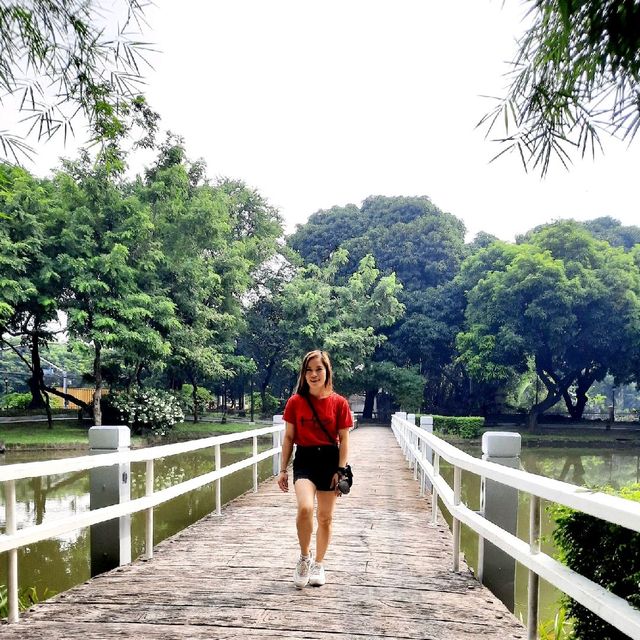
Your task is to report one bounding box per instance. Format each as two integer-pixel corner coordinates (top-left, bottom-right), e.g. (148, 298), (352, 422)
(26, 0), (640, 242)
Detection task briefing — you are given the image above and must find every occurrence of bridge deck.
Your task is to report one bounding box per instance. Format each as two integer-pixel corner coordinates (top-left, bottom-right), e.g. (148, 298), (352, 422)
(2, 426), (525, 639)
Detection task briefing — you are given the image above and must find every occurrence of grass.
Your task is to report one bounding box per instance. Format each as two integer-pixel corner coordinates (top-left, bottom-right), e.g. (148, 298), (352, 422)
(0, 420), (92, 447)
(0, 416), (273, 449)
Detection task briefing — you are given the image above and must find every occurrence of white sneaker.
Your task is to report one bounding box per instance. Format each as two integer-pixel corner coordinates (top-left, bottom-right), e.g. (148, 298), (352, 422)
(293, 554), (312, 588)
(308, 561), (326, 586)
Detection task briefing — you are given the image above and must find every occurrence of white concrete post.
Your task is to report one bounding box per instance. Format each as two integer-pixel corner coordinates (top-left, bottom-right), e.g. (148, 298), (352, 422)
(420, 415), (433, 491)
(273, 414), (284, 476)
(479, 431), (521, 611)
(89, 425), (131, 577)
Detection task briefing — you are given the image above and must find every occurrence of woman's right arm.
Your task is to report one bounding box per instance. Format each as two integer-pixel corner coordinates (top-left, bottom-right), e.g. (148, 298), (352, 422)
(277, 421), (295, 492)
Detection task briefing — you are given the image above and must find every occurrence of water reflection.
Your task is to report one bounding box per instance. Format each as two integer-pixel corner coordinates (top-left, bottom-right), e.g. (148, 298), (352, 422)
(3, 441), (639, 626)
(0, 437), (275, 602)
(439, 444), (640, 626)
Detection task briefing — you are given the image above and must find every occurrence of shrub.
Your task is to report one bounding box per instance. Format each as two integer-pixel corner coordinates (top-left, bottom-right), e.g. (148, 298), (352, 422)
(432, 415), (483, 439)
(109, 388), (185, 437)
(250, 391), (279, 416)
(177, 384), (214, 414)
(1, 392), (32, 410)
(550, 483), (640, 639)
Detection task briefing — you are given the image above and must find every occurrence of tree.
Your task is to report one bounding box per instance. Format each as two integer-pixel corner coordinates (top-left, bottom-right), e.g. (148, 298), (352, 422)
(288, 195), (468, 413)
(481, 0), (640, 175)
(457, 222), (640, 427)
(0, 162), (64, 420)
(56, 150), (175, 425)
(276, 249), (405, 395)
(0, 0), (152, 161)
(141, 137), (284, 419)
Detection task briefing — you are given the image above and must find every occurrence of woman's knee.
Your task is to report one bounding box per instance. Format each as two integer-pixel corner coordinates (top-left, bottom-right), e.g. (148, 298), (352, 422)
(297, 503), (314, 520)
(316, 510), (333, 527)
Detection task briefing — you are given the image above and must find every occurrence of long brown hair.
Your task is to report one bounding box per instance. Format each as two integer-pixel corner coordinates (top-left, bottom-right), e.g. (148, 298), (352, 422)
(295, 349), (333, 396)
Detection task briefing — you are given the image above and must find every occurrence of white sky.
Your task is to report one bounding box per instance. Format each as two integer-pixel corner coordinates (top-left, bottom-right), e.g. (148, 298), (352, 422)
(22, 0), (640, 242)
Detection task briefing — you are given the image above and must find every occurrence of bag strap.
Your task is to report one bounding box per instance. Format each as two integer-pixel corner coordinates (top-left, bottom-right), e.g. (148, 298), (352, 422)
(302, 393), (338, 446)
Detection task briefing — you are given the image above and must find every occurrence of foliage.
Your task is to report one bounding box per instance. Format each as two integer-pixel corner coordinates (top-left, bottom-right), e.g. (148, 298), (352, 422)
(433, 415), (483, 439)
(0, 583), (54, 619)
(1, 391), (31, 409)
(287, 195), (468, 412)
(457, 222), (640, 424)
(550, 483), (640, 639)
(538, 605), (571, 640)
(480, 0), (640, 175)
(177, 384), (213, 414)
(276, 249), (405, 390)
(250, 391), (280, 416)
(0, 0), (153, 161)
(109, 388), (184, 436)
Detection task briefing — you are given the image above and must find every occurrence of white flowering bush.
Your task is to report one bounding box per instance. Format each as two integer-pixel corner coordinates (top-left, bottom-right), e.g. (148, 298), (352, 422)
(110, 388), (185, 436)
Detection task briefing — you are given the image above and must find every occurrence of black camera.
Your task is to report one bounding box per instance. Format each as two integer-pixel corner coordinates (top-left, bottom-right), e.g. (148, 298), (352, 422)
(337, 476), (351, 495)
(336, 465), (353, 495)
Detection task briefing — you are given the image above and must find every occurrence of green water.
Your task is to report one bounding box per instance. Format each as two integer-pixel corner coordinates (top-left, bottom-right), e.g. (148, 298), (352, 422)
(2, 439), (639, 629)
(0, 438), (275, 600)
(437, 444), (640, 627)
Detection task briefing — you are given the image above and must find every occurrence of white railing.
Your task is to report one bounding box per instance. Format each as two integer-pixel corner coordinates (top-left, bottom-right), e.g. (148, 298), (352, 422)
(391, 413), (640, 640)
(0, 423), (285, 623)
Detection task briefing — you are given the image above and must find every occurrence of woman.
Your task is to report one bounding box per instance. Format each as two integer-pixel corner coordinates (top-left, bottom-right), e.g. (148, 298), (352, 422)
(277, 349), (353, 588)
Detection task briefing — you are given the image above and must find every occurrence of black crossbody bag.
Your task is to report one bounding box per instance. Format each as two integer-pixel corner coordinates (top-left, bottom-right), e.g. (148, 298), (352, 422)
(302, 393), (354, 493)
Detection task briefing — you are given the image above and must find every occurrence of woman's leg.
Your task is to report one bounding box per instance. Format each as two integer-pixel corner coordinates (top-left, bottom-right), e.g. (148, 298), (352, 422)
(315, 490), (338, 563)
(294, 479), (316, 555)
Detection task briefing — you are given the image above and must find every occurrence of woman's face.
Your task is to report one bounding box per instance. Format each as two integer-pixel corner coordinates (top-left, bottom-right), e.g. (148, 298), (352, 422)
(305, 356), (327, 393)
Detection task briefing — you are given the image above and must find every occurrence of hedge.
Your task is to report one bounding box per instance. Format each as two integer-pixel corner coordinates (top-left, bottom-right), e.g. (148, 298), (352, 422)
(550, 483), (640, 639)
(432, 415), (483, 439)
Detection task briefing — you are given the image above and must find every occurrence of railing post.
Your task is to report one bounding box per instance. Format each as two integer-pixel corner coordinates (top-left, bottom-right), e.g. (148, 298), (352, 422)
(145, 459), (154, 559)
(407, 414), (417, 475)
(452, 466), (462, 572)
(252, 435), (258, 492)
(479, 431), (521, 611)
(5, 479), (18, 623)
(528, 495), (541, 640)
(419, 415), (433, 492)
(273, 414), (284, 476)
(432, 452), (440, 524)
(89, 425), (131, 577)
(215, 443), (222, 516)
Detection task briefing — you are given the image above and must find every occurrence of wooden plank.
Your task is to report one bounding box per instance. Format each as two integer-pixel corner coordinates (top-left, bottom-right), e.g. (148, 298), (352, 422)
(1, 426), (526, 639)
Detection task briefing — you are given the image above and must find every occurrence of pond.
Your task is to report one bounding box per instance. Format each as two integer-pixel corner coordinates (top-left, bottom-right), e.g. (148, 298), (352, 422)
(438, 442), (640, 628)
(0, 437), (275, 603)
(2, 435), (639, 629)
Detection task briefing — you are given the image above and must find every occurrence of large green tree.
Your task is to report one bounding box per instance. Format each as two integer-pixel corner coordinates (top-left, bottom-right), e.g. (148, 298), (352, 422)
(56, 150), (175, 424)
(458, 221), (640, 427)
(482, 0), (640, 174)
(0, 163), (64, 417)
(275, 249), (405, 396)
(141, 138), (284, 419)
(288, 195), (468, 413)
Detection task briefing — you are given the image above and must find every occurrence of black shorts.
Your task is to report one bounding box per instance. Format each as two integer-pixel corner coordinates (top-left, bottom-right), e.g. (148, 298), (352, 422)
(293, 445), (339, 491)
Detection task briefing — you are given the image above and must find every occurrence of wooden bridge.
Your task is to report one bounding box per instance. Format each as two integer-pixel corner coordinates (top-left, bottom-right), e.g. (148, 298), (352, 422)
(1, 426), (524, 639)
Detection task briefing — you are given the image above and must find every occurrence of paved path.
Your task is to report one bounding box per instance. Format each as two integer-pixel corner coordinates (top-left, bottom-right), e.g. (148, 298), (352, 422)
(1, 426), (526, 639)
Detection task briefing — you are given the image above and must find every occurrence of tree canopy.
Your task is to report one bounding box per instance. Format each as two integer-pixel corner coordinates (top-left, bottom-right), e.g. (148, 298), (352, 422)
(482, 0), (640, 174)
(0, 0), (152, 161)
(457, 221), (640, 426)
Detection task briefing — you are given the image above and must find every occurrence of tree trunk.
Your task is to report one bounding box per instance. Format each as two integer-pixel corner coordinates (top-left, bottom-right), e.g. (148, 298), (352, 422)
(27, 336), (47, 410)
(363, 388), (377, 420)
(93, 341), (102, 426)
(192, 379), (199, 423)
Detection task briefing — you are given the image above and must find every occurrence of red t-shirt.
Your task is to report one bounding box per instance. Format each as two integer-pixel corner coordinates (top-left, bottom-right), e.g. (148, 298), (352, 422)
(283, 392), (354, 447)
